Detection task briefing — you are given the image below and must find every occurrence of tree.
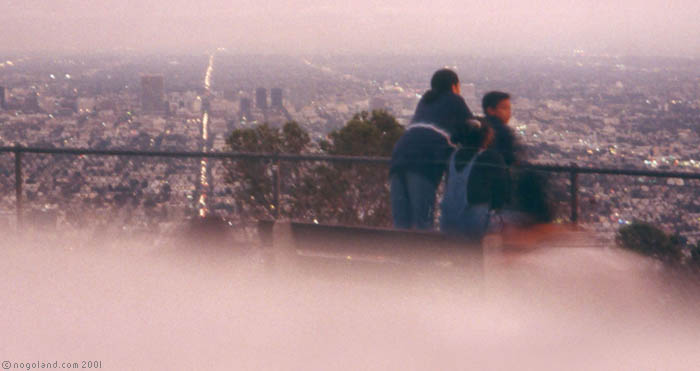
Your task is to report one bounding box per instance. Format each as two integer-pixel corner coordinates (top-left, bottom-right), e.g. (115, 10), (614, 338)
(300, 110), (403, 226)
(320, 110), (403, 157)
(615, 221), (684, 264)
(225, 111), (404, 226)
(225, 121), (310, 220)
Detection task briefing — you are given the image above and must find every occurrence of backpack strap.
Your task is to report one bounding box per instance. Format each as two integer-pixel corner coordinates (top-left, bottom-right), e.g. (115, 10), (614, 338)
(448, 149), (459, 176)
(455, 149), (484, 177)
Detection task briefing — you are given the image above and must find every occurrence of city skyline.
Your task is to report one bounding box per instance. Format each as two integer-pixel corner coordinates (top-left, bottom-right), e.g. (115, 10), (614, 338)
(0, 53), (698, 242)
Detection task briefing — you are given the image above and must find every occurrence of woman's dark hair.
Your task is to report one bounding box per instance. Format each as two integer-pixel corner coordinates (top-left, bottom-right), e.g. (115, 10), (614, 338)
(452, 118), (494, 171)
(461, 118), (493, 150)
(422, 69), (459, 103)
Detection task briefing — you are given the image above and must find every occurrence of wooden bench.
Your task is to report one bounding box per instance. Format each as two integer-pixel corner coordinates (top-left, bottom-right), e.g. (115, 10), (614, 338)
(257, 220), (484, 285)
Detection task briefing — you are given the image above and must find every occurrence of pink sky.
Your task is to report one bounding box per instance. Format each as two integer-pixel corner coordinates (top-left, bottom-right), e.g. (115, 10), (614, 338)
(2, 0), (699, 56)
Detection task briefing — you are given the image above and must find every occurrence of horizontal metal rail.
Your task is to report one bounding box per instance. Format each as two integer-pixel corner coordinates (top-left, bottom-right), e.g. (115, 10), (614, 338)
(517, 163), (700, 180)
(0, 146), (388, 164)
(4, 145), (700, 230)
(3, 145), (700, 180)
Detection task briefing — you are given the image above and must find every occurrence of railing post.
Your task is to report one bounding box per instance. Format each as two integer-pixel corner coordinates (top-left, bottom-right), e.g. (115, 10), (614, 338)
(14, 144), (23, 230)
(272, 154), (281, 219)
(569, 162), (578, 225)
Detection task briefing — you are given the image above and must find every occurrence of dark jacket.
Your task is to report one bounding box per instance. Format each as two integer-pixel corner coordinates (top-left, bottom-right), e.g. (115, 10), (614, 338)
(412, 91), (473, 136)
(485, 116), (524, 166)
(390, 92), (473, 186)
(453, 149), (509, 209)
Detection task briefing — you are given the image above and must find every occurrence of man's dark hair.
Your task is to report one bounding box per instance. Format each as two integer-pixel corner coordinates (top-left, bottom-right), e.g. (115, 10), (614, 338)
(482, 91), (510, 114)
(422, 69), (459, 103)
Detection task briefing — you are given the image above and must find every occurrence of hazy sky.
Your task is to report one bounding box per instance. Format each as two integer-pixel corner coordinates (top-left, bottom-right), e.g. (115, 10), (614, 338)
(2, 0), (700, 56)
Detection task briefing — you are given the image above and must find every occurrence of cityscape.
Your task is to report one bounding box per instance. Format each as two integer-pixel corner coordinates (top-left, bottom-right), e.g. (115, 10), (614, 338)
(4, 1), (700, 369)
(0, 53), (699, 244)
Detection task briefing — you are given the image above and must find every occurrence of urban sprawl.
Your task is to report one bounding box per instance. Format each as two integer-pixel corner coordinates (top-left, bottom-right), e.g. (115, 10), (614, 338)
(0, 54), (698, 244)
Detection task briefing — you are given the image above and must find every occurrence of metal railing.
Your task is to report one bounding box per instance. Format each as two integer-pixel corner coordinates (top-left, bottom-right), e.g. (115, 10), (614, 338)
(3, 144), (700, 229)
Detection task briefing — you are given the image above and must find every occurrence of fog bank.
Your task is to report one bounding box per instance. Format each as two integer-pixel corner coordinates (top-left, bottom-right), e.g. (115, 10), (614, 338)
(2, 229), (699, 370)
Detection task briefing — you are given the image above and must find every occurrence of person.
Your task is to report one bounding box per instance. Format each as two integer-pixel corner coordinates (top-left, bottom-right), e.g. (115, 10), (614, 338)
(390, 69), (473, 230)
(440, 119), (509, 241)
(482, 91), (524, 166)
(481, 91), (553, 227)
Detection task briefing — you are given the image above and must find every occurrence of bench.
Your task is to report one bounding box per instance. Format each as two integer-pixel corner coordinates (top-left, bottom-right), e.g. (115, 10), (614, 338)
(257, 220), (484, 285)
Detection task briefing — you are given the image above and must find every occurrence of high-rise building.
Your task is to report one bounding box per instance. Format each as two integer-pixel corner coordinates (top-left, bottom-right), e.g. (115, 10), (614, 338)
(141, 75), (164, 113)
(23, 92), (40, 113)
(271, 88), (283, 108)
(0, 86), (5, 110)
(240, 98), (252, 118)
(255, 88), (267, 110)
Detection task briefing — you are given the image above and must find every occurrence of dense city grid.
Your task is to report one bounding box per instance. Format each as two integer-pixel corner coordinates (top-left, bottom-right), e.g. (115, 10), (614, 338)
(0, 54), (698, 243)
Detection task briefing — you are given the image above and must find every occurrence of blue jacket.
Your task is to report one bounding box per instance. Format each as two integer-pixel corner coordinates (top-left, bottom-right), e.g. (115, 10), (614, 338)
(390, 92), (473, 186)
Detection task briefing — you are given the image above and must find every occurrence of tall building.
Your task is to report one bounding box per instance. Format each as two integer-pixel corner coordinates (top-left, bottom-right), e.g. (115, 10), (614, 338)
(23, 92), (40, 113)
(255, 88), (267, 110)
(0, 86), (5, 110)
(164, 101), (171, 117)
(141, 75), (164, 113)
(240, 98), (252, 118)
(271, 88), (283, 108)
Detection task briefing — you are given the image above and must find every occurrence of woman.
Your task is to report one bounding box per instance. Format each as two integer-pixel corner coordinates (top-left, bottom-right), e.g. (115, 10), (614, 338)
(390, 69), (473, 230)
(440, 119), (509, 241)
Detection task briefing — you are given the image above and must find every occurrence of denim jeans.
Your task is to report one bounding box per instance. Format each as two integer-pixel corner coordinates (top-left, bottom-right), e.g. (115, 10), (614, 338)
(440, 203), (491, 242)
(391, 171), (437, 230)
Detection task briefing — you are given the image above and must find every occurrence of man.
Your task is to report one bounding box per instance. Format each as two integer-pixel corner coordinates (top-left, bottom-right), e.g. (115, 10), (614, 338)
(482, 91), (523, 166)
(482, 92), (552, 225)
